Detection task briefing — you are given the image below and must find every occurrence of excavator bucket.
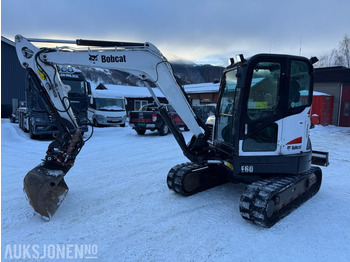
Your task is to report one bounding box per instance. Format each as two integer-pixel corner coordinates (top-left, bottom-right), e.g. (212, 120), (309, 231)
(23, 165), (69, 220)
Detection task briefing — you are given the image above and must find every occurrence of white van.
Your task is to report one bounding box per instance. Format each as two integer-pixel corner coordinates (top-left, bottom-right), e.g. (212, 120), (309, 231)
(88, 89), (127, 127)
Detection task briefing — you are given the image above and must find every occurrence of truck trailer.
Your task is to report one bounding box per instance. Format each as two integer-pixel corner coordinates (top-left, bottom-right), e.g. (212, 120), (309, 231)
(18, 65), (89, 138)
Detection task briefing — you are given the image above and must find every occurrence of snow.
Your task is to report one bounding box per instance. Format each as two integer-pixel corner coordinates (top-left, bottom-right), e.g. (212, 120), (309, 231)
(90, 82), (165, 98)
(313, 91), (332, 96)
(300, 90), (331, 96)
(2, 119), (350, 261)
(45, 169), (65, 178)
(184, 83), (220, 94)
(98, 106), (124, 111)
(90, 89), (125, 99)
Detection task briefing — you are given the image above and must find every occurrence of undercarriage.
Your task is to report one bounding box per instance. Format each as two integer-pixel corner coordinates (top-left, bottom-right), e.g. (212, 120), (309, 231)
(167, 162), (322, 227)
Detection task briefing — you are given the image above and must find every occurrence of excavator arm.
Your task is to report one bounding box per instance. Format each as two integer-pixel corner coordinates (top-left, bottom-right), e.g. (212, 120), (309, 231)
(15, 35), (210, 219)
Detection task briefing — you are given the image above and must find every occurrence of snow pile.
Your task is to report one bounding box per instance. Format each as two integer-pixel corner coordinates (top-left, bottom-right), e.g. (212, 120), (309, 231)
(1, 120), (350, 261)
(90, 89), (125, 99)
(90, 82), (165, 98)
(183, 82), (220, 94)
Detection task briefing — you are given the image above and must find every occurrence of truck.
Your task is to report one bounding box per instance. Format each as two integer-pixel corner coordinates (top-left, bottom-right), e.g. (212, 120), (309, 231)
(87, 88), (127, 127)
(18, 65), (89, 138)
(129, 103), (188, 135)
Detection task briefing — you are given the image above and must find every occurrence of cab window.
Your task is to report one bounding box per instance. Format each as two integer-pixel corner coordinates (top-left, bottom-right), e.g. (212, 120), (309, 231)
(216, 69), (239, 144)
(243, 123), (278, 152)
(289, 60), (312, 109)
(247, 62), (281, 121)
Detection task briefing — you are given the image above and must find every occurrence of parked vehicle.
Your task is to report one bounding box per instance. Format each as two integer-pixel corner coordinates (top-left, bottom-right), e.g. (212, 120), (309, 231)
(129, 103), (188, 135)
(192, 104), (216, 123)
(17, 66), (89, 139)
(9, 99), (24, 123)
(87, 88), (127, 127)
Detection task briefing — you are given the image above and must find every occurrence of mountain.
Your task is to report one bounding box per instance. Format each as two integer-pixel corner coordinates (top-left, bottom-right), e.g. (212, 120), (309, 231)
(79, 63), (224, 87)
(171, 63), (224, 85)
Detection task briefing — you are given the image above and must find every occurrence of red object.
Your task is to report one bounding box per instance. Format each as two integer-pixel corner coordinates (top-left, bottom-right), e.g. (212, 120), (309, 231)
(169, 114), (185, 125)
(286, 137), (302, 145)
(306, 94), (334, 126)
(152, 113), (158, 122)
(311, 114), (320, 125)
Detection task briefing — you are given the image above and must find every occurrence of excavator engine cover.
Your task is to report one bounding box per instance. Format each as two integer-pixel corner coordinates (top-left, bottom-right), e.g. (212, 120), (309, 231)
(23, 165), (68, 220)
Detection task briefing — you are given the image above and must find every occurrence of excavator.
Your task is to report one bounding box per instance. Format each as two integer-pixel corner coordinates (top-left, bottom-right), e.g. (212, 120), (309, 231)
(15, 35), (329, 227)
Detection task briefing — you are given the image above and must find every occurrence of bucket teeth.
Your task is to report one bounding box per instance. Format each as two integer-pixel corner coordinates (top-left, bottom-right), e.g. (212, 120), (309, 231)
(23, 165), (69, 219)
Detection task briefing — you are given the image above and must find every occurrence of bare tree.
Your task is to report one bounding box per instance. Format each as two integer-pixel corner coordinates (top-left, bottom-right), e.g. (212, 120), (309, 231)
(317, 55), (331, 67)
(317, 49), (338, 67)
(338, 34), (350, 67)
(315, 35), (350, 68)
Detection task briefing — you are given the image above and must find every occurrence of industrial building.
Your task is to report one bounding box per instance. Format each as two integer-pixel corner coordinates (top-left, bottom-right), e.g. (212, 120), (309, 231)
(1, 36), (26, 117)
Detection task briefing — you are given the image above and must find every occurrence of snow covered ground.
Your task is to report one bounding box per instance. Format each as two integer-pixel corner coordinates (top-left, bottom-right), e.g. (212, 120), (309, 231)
(2, 119), (350, 261)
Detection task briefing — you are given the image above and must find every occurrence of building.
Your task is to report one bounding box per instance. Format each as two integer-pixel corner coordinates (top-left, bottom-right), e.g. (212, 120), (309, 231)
(184, 82), (220, 106)
(314, 67), (350, 126)
(1, 36), (26, 118)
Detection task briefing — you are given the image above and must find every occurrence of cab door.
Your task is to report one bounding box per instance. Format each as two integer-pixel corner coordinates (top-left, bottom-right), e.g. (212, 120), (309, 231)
(239, 57), (313, 157)
(239, 61), (283, 156)
(280, 59), (313, 154)
(214, 68), (240, 154)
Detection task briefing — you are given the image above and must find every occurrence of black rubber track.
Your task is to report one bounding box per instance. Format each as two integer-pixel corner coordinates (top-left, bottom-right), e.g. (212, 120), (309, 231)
(167, 162), (227, 196)
(239, 166), (322, 228)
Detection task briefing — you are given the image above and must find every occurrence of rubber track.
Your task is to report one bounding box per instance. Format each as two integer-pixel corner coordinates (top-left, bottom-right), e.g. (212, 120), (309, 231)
(239, 166), (322, 228)
(167, 162), (228, 196)
(167, 162), (202, 196)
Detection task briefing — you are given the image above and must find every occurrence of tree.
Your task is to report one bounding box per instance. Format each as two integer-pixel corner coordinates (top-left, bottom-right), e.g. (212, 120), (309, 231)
(338, 34), (350, 67)
(316, 35), (350, 68)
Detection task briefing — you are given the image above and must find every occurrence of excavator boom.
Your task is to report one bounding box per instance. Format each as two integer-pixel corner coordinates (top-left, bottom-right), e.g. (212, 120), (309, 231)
(15, 35), (209, 219)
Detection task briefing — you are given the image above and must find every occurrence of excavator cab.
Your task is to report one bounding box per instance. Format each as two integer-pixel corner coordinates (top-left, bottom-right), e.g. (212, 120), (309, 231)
(167, 54), (327, 227)
(214, 54), (316, 179)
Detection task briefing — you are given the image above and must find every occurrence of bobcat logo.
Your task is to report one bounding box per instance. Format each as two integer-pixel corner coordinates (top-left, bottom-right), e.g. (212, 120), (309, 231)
(89, 54), (99, 63)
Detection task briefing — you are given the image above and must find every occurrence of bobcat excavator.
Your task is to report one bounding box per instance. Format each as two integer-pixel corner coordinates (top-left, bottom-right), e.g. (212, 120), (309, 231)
(15, 35), (329, 227)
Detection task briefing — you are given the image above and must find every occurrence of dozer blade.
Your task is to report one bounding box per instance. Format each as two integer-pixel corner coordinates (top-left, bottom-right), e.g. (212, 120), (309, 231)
(23, 165), (69, 220)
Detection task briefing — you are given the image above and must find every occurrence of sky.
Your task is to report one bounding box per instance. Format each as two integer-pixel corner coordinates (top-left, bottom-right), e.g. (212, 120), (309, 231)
(1, 0), (350, 66)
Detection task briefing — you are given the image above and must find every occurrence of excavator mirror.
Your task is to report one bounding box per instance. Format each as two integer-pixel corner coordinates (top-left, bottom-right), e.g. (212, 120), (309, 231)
(310, 56), (319, 65)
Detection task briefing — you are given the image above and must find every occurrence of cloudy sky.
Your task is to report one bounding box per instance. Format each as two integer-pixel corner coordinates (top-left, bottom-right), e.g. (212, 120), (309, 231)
(2, 0), (349, 66)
